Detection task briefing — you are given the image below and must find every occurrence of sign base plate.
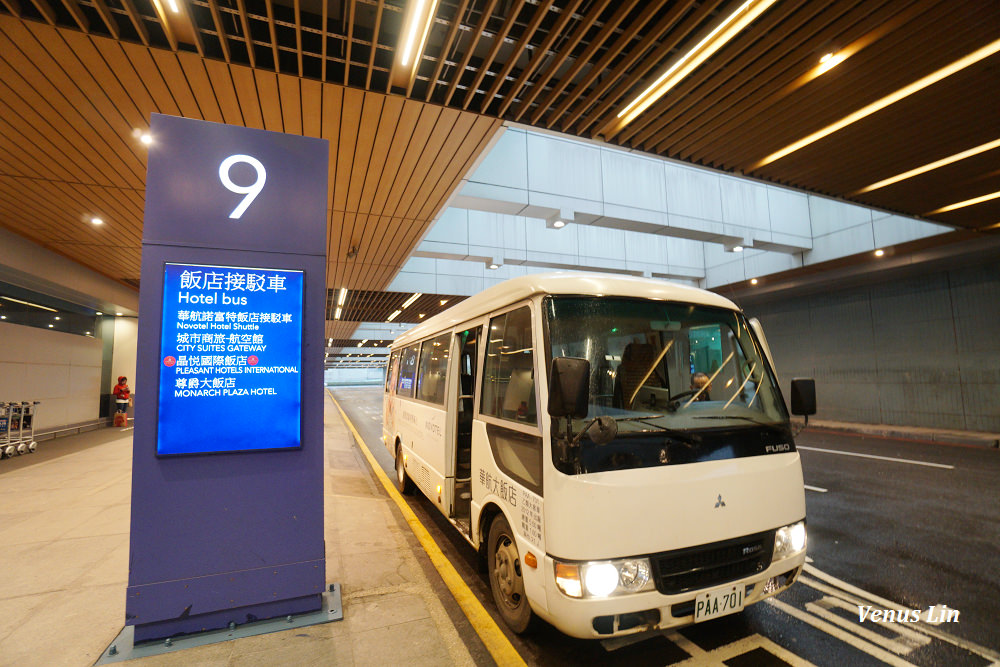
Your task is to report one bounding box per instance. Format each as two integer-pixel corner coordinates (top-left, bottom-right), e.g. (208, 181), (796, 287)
(96, 584), (343, 664)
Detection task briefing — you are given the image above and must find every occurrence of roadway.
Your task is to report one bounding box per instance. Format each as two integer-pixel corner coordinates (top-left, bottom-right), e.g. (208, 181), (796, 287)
(330, 386), (1000, 666)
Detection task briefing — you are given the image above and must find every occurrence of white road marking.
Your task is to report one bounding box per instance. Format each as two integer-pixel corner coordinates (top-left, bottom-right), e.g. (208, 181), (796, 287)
(667, 632), (817, 666)
(806, 595), (929, 654)
(797, 446), (954, 469)
(801, 565), (1000, 662)
(804, 484), (828, 493)
(767, 597), (918, 667)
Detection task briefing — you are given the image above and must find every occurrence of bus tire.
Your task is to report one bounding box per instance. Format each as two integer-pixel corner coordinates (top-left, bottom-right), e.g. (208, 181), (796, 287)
(395, 444), (415, 495)
(488, 514), (534, 633)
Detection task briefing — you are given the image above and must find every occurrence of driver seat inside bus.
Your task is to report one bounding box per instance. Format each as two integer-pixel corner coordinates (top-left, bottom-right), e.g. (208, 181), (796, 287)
(614, 342), (664, 409)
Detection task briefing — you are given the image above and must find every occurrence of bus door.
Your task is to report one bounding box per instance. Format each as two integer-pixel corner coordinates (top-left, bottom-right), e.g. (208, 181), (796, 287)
(452, 325), (481, 535)
(383, 349), (400, 448)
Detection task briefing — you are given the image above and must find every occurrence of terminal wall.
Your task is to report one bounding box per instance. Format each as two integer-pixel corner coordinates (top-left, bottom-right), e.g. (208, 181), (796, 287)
(0, 322), (102, 431)
(745, 261), (1000, 432)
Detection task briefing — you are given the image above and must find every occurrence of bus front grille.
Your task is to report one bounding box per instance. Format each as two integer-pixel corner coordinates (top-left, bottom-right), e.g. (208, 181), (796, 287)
(650, 530), (775, 595)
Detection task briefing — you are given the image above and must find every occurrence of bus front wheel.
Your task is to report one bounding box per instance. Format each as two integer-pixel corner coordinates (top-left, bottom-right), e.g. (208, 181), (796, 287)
(488, 515), (534, 633)
(395, 445), (415, 495)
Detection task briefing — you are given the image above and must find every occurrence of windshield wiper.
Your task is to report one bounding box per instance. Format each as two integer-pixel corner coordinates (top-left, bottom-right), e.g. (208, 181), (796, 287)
(608, 415), (701, 444)
(692, 415), (771, 426)
(613, 414), (670, 422)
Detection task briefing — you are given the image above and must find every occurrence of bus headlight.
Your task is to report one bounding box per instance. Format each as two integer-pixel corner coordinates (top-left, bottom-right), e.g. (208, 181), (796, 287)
(584, 563), (619, 597)
(554, 558), (655, 598)
(773, 520), (806, 560)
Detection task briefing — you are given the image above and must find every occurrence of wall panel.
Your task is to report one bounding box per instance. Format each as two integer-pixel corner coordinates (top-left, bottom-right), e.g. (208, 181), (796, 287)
(746, 260), (1000, 432)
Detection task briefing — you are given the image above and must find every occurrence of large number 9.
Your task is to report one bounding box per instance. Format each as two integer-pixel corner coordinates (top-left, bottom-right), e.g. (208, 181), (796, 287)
(219, 154), (266, 219)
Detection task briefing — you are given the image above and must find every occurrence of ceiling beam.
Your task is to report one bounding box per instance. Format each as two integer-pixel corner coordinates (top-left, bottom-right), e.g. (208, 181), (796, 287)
(493, 0), (585, 117)
(511, 0), (610, 122)
(423, 0), (469, 101)
(442, 0), (497, 107)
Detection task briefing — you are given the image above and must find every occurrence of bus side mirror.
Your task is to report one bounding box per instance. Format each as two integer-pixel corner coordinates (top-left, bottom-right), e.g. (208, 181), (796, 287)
(789, 378), (816, 416)
(548, 357), (590, 419)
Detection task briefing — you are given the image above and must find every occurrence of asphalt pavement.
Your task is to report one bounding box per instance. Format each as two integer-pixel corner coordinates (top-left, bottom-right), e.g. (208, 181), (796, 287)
(331, 386), (1000, 666)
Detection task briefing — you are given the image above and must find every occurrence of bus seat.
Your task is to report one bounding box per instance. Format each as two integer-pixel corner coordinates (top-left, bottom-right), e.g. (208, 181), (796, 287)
(502, 368), (535, 421)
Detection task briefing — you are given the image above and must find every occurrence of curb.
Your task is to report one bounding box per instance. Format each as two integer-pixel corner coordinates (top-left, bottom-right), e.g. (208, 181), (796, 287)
(797, 421), (1000, 449)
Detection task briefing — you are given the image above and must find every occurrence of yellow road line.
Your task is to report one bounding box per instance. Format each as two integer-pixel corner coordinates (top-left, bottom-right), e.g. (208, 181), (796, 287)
(328, 391), (527, 667)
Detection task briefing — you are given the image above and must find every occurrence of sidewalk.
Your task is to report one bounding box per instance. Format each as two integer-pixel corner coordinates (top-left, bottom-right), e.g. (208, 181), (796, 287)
(0, 399), (485, 666)
(795, 418), (1000, 449)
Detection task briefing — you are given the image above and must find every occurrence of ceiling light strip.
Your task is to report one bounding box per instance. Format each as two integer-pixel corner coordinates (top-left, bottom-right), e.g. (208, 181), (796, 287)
(616, 0), (778, 128)
(0, 296), (59, 312)
(855, 138), (1000, 194)
(399, 0), (439, 67)
(401, 292), (422, 309)
(927, 190), (1000, 216)
(755, 38), (1000, 169)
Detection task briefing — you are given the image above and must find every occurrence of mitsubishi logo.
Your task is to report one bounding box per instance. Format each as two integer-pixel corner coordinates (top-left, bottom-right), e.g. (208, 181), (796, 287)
(715, 494), (726, 508)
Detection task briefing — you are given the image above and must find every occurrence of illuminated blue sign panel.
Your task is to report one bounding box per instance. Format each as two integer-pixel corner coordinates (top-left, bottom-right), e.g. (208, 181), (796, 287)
(157, 262), (303, 456)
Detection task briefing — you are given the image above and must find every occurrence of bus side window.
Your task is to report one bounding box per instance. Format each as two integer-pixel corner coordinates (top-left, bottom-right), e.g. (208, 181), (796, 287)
(397, 345), (418, 398)
(416, 333), (450, 405)
(385, 350), (400, 393)
(482, 306), (536, 426)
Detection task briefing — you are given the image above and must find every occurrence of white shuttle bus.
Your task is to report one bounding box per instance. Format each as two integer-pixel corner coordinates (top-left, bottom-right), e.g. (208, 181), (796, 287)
(382, 273), (814, 638)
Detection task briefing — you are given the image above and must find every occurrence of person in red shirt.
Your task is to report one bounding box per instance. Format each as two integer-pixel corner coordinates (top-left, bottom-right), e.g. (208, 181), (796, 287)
(113, 376), (131, 414)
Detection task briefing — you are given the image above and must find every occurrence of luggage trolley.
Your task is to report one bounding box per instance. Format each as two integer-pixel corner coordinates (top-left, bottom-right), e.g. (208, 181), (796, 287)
(0, 402), (11, 458)
(21, 401), (40, 453)
(7, 402), (25, 456)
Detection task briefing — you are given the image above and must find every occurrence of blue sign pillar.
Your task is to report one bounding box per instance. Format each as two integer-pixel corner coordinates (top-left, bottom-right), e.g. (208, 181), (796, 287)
(128, 114), (329, 642)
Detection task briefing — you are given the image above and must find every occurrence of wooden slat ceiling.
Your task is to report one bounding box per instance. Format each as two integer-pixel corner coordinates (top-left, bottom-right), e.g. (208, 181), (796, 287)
(324, 288), (465, 324)
(1, 0), (999, 331)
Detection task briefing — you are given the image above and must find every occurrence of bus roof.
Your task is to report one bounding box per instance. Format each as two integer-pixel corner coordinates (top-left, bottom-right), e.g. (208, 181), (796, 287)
(391, 272), (739, 348)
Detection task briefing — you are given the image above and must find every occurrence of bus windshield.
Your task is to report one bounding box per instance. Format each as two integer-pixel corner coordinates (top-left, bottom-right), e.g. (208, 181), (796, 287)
(545, 296), (792, 473)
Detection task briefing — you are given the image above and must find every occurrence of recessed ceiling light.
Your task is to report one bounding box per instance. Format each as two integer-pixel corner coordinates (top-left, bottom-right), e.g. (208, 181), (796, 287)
(53, 316), (60, 320)
(48, 324), (54, 328)
(750, 278), (759, 285)
(91, 217), (103, 225)
(874, 249), (885, 257)
(401, 293), (422, 309)
(0, 316), (6, 320)
(732, 245), (744, 252)
(439, 300), (448, 306)
(116, 312), (124, 316)
(419, 313), (426, 319)
(755, 37), (1000, 168)
(386, 309), (402, 322)
(140, 133), (153, 145)
(96, 311), (103, 316)
(553, 220), (566, 229)
(816, 52), (846, 75)
(488, 264), (499, 270)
